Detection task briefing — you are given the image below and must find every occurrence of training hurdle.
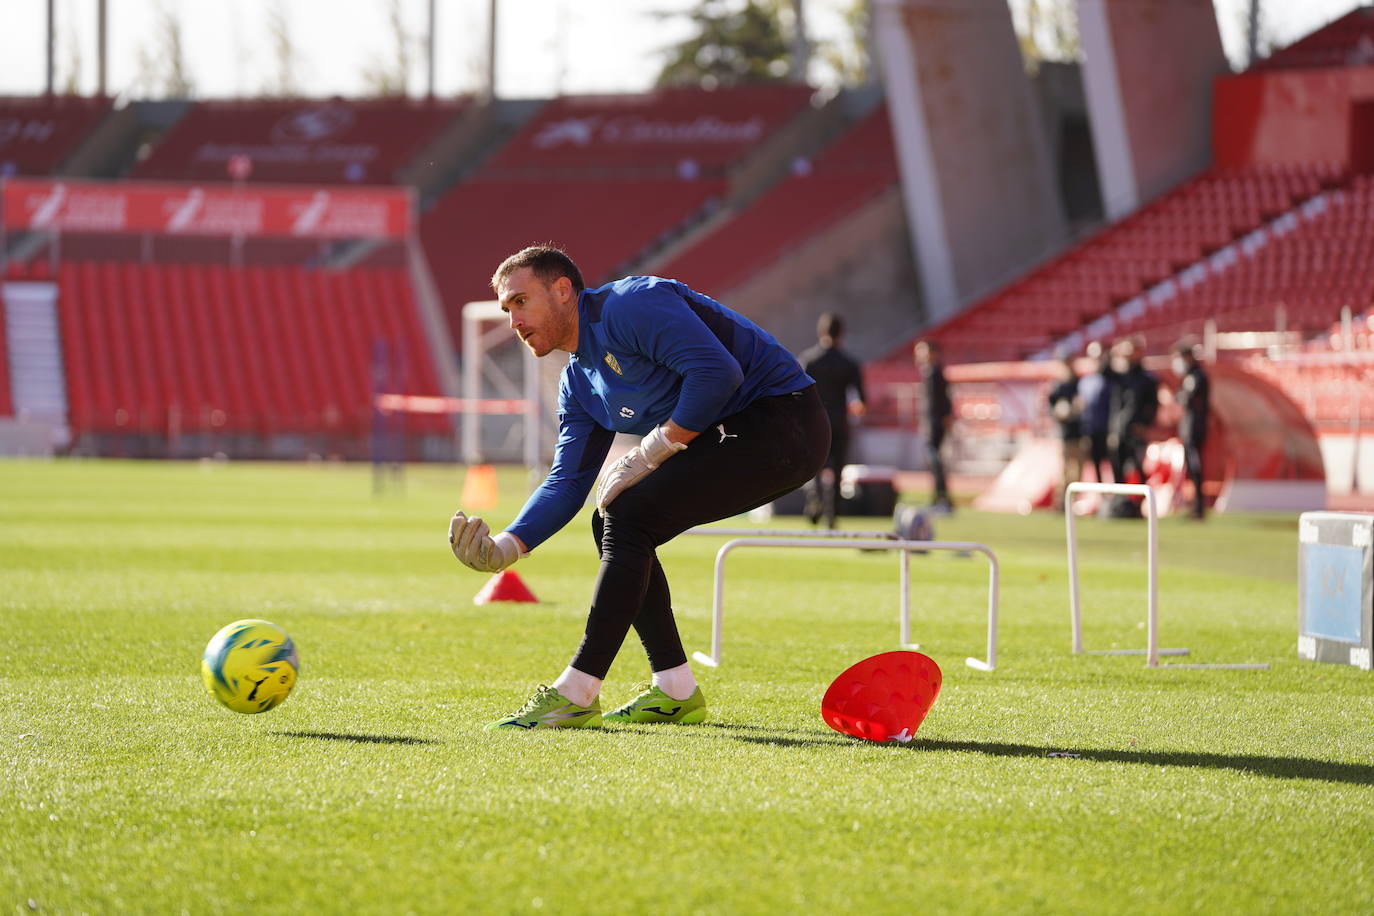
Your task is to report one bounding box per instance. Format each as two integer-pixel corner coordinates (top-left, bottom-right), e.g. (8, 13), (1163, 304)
(685, 533), (999, 672)
(1065, 482), (1268, 670)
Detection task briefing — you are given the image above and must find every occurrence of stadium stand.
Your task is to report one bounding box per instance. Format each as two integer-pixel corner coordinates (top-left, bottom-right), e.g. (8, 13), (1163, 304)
(54, 261), (447, 451)
(1254, 6), (1374, 70)
(420, 85), (814, 341)
(911, 163), (1338, 364)
(133, 97), (467, 184)
(857, 163), (1342, 426)
(1114, 176), (1374, 351)
(0, 96), (113, 176)
(1243, 308), (1374, 432)
(483, 85), (814, 175)
(656, 105), (898, 294)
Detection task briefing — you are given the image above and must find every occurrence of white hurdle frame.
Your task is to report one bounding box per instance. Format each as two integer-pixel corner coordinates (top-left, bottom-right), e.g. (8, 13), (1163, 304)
(687, 536), (999, 672)
(1065, 482), (1268, 670)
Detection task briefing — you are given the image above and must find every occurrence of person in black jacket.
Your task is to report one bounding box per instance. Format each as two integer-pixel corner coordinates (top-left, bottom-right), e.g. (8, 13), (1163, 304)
(1048, 357), (1083, 508)
(1108, 337), (1158, 488)
(1171, 340), (1211, 519)
(915, 339), (953, 512)
(799, 313), (867, 528)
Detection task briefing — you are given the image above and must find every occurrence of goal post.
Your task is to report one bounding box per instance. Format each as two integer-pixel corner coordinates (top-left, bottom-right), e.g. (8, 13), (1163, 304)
(461, 300), (546, 473)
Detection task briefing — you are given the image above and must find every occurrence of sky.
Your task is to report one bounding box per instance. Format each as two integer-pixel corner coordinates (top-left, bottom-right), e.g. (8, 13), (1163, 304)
(0, 0), (1367, 101)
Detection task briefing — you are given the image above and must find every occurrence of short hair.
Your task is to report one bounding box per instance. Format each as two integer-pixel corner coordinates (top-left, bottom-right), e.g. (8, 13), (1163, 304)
(1171, 339), (1198, 358)
(490, 245), (585, 294)
(818, 312), (844, 341)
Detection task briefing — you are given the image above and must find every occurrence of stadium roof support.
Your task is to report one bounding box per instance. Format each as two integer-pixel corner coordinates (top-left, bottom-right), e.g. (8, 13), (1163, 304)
(873, 0), (1067, 324)
(1079, 0), (1229, 220)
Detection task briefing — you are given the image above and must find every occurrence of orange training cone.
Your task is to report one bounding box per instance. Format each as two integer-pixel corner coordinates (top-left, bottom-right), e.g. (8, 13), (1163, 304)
(473, 569), (538, 605)
(461, 464), (499, 510)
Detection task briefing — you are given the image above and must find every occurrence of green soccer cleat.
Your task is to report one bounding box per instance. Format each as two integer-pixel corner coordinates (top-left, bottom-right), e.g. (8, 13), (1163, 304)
(486, 685), (603, 731)
(603, 684), (707, 725)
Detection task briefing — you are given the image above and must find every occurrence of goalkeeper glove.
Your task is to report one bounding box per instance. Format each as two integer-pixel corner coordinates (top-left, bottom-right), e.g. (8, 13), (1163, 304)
(595, 425), (687, 510)
(448, 511), (524, 573)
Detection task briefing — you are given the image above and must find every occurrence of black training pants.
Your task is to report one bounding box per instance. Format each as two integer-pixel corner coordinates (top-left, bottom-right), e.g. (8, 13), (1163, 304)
(570, 386), (831, 679)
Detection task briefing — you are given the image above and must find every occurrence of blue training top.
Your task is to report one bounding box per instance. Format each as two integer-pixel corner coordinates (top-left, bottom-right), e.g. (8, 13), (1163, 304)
(507, 275), (813, 551)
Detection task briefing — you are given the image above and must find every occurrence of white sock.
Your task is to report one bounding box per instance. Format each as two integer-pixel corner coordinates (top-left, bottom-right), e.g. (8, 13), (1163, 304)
(551, 666), (602, 707)
(652, 662), (697, 701)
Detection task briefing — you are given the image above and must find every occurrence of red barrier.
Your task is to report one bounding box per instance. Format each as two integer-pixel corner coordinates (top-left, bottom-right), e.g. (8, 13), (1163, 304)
(1, 177), (411, 239)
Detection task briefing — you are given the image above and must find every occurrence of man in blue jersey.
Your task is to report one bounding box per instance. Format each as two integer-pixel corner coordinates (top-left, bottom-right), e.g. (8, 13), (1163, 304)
(447, 247), (830, 730)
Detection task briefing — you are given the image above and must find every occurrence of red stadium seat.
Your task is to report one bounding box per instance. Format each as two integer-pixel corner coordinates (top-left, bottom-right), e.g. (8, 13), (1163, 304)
(659, 106), (899, 294)
(134, 97), (467, 185)
(0, 96), (112, 176)
(54, 260), (447, 443)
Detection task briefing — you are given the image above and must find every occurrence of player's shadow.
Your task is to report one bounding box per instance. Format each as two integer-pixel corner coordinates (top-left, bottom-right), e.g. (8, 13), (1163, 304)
(711, 727), (1374, 786)
(920, 739), (1374, 786)
(273, 730), (440, 746)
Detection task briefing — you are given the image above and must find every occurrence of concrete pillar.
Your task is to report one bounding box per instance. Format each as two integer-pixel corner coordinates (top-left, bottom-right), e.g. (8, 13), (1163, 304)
(1078, 0), (1230, 220)
(874, 0), (1066, 325)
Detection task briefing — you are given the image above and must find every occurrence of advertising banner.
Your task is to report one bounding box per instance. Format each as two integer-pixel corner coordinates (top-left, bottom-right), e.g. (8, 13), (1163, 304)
(0, 178), (411, 239)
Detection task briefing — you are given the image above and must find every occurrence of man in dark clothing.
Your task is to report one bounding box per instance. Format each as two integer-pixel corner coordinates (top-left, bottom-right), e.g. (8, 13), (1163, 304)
(1171, 340), (1211, 519)
(1075, 340), (1114, 482)
(915, 339), (953, 512)
(1048, 357), (1083, 508)
(800, 313), (867, 528)
(1107, 337), (1158, 488)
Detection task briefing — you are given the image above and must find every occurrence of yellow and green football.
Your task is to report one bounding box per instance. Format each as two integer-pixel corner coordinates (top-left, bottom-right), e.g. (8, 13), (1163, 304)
(201, 619), (299, 714)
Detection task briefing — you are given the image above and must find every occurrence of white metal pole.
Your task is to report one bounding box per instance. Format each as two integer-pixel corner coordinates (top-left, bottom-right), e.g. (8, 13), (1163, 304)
(697, 537), (999, 671)
(522, 344), (539, 476)
(899, 547), (911, 646)
(462, 309), (480, 464)
(1146, 488), (1159, 667)
(981, 548), (1000, 671)
(1067, 488), (1083, 653)
(707, 544), (729, 666)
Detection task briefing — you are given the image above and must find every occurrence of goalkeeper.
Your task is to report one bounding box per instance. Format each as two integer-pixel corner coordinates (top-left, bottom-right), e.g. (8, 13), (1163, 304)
(449, 247), (829, 730)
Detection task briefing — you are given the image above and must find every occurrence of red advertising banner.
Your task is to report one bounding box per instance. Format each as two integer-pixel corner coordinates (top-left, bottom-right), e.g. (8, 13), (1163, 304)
(0, 178), (412, 239)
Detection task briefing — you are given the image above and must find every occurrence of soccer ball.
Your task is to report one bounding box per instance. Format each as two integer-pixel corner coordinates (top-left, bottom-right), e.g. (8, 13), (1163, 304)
(201, 619), (299, 714)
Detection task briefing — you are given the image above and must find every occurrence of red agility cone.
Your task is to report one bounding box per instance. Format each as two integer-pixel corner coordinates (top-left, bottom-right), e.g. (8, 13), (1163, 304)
(473, 569), (538, 605)
(821, 651), (942, 744)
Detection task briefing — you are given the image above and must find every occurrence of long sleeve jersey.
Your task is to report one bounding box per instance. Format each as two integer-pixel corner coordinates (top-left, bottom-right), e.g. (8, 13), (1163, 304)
(507, 275), (813, 551)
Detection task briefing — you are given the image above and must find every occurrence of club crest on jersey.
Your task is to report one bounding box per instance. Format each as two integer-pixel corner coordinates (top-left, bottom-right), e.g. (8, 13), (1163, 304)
(603, 352), (623, 375)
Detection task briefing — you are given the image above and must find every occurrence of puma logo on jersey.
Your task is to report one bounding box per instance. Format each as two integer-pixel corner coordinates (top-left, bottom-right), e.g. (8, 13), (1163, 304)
(604, 352), (623, 375)
(717, 424), (738, 443)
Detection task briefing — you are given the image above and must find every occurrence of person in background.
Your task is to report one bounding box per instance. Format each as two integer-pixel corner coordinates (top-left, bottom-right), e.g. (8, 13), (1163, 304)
(1171, 339), (1211, 520)
(1108, 337), (1158, 489)
(914, 339), (954, 513)
(1048, 356), (1083, 508)
(799, 313), (867, 528)
(1075, 340), (1114, 482)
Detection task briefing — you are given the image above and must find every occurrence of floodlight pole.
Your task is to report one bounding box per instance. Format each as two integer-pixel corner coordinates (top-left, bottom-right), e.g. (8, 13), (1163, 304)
(791, 0), (810, 83)
(485, 0), (498, 101)
(426, 0), (436, 99)
(97, 0), (108, 97)
(46, 0), (56, 95)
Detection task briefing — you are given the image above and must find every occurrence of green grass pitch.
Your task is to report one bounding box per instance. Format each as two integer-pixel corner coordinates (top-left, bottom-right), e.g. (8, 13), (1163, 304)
(3, 460), (1372, 914)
